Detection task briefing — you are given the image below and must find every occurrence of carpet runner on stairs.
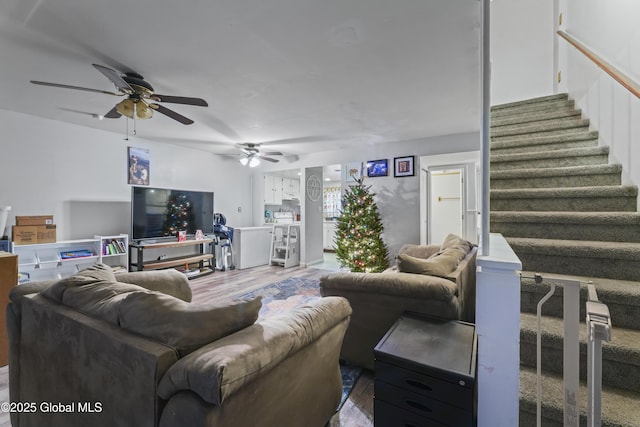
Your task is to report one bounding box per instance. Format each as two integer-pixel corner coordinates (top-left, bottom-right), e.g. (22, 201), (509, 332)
(490, 93), (640, 426)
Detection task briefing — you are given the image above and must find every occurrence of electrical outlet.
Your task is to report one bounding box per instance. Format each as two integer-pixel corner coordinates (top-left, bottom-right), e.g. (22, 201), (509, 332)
(237, 206), (242, 213)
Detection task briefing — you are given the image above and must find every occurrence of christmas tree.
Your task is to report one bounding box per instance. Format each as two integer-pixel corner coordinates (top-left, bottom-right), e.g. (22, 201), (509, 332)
(162, 192), (196, 236)
(335, 169), (389, 272)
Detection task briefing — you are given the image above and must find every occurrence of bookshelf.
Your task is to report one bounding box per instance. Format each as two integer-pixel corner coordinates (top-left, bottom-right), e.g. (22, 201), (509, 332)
(11, 234), (129, 282)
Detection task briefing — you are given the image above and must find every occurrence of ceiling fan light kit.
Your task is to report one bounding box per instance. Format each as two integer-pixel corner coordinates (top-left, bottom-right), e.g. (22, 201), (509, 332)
(31, 64), (208, 126)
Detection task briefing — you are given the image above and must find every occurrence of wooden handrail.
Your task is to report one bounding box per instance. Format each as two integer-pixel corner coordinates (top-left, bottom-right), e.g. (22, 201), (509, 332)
(558, 30), (640, 99)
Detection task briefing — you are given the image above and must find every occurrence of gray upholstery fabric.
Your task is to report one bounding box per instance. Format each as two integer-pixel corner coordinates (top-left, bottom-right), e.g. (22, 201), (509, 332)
(43, 263), (117, 302)
(116, 269), (192, 302)
(119, 293), (262, 356)
(320, 245), (477, 370)
(157, 297), (352, 404)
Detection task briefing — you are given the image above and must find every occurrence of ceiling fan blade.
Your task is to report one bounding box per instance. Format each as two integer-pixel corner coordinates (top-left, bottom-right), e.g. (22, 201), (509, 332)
(104, 106), (121, 119)
(59, 107), (104, 120)
(263, 151), (283, 156)
(257, 154), (279, 163)
(150, 104), (194, 125)
(149, 94), (208, 107)
(92, 64), (133, 94)
(30, 80), (120, 96)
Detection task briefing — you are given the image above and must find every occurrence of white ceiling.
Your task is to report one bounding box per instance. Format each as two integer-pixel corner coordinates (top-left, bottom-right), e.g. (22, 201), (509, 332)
(0, 0), (481, 159)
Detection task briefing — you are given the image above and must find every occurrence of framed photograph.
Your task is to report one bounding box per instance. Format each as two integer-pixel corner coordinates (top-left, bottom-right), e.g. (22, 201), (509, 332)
(366, 159), (388, 177)
(345, 162), (363, 182)
(394, 155), (415, 177)
(128, 147), (150, 185)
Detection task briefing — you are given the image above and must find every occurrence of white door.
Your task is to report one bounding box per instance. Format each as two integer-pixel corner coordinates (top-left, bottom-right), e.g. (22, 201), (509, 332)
(427, 167), (464, 245)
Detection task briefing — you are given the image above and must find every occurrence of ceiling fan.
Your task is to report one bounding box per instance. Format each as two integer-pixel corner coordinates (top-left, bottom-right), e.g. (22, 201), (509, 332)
(31, 64), (208, 125)
(236, 143), (283, 167)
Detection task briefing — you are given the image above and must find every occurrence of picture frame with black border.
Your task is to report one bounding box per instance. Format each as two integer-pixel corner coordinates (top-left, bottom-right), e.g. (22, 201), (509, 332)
(366, 159), (388, 177)
(394, 155), (415, 177)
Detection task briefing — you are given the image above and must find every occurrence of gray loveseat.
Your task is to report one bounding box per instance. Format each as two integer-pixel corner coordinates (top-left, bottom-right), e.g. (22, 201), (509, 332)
(320, 234), (477, 370)
(7, 264), (352, 427)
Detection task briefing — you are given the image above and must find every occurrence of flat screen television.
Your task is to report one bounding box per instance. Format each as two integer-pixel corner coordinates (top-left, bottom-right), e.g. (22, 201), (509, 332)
(131, 187), (214, 241)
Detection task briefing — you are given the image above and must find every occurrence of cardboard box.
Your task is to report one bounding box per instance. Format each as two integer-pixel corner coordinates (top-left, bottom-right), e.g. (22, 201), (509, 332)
(12, 225), (56, 245)
(16, 215), (54, 226)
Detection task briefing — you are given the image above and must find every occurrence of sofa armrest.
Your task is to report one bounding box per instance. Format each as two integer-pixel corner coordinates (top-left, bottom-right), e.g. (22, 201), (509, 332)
(157, 296), (352, 405)
(116, 269), (192, 302)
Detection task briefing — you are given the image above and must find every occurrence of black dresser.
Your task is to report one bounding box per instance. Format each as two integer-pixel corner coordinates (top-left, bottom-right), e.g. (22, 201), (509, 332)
(373, 312), (477, 427)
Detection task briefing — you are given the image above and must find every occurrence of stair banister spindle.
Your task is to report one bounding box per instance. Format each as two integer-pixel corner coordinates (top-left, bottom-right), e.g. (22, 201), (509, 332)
(534, 274), (556, 427)
(586, 284), (612, 427)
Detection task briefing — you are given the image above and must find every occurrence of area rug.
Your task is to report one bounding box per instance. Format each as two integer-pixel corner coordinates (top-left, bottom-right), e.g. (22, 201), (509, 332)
(239, 277), (361, 410)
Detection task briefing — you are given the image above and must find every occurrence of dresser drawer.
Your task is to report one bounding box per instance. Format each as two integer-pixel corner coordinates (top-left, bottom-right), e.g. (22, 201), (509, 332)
(375, 399), (449, 427)
(376, 360), (473, 410)
(375, 380), (473, 427)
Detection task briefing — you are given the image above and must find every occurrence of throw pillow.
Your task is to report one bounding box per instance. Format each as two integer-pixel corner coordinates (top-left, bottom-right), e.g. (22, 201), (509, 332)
(118, 292), (263, 355)
(43, 263), (117, 303)
(397, 251), (459, 277)
(440, 233), (473, 254)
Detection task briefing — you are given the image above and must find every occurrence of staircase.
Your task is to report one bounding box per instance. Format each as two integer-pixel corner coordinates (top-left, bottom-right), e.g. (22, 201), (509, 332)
(489, 93), (640, 426)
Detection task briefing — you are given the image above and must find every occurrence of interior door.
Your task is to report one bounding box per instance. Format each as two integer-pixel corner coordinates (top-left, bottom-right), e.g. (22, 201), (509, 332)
(427, 167), (465, 245)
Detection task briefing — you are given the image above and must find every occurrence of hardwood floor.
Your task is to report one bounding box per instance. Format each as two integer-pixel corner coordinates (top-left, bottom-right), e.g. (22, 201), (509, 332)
(0, 263), (374, 426)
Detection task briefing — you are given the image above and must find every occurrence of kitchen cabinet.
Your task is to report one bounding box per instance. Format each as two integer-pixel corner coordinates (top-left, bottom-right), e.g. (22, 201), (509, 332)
(323, 221), (337, 250)
(264, 175), (283, 204)
(282, 177), (300, 200)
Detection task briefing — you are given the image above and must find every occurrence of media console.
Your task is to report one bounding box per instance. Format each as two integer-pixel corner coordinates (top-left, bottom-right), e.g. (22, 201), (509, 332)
(129, 238), (214, 279)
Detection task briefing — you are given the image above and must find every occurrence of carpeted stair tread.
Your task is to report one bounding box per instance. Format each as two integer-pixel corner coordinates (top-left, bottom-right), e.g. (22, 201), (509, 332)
(492, 93), (569, 110)
(519, 271), (640, 329)
(520, 312), (640, 368)
(492, 109), (582, 128)
(491, 118), (590, 138)
(492, 127), (598, 144)
(491, 164), (622, 189)
(490, 130), (598, 149)
(519, 366), (640, 427)
(491, 185), (637, 201)
(491, 146), (608, 164)
(491, 100), (576, 120)
(491, 211), (640, 242)
(506, 237), (640, 261)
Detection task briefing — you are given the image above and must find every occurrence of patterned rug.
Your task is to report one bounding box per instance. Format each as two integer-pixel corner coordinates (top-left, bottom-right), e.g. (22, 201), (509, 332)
(239, 277), (361, 410)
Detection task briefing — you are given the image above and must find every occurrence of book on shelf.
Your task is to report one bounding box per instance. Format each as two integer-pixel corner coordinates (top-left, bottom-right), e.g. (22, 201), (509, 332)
(60, 249), (94, 260)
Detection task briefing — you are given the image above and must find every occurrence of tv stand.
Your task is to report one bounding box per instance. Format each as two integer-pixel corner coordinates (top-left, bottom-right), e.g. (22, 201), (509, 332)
(129, 238), (214, 279)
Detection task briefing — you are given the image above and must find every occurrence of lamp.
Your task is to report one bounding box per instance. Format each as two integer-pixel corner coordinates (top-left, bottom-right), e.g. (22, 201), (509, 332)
(249, 157), (260, 168)
(116, 98), (153, 119)
(136, 102), (153, 119)
(116, 99), (135, 118)
(239, 157), (249, 166)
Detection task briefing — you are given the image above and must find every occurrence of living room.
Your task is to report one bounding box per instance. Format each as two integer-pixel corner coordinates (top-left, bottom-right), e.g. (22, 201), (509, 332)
(2, 0), (640, 426)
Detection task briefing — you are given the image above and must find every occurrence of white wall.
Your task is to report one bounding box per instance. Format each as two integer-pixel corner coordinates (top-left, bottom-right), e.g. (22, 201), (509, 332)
(0, 109), (254, 240)
(490, 0), (555, 105)
(253, 132), (480, 260)
(558, 0), (640, 190)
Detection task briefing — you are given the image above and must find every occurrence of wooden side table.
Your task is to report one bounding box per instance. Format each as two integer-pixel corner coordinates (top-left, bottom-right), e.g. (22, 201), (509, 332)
(374, 312), (477, 427)
(0, 252), (18, 366)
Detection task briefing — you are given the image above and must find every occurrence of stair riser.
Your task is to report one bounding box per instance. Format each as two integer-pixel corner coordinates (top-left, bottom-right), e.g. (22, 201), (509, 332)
(492, 221), (640, 243)
(519, 410), (563, 427)
(520, 339), (640, 393)
(491, 154), (609, 170)
(492, 99), (572, 116)
(491, 196), (637, 212)
(491, 139), (598, 155)
(492, 110), (582, 128)
(521, 288), (640, 330)
(492, 127), (592, 143)
(514, 253), (640, 281)
(491, 173), (620, 189)
(491, 121), (589, 139)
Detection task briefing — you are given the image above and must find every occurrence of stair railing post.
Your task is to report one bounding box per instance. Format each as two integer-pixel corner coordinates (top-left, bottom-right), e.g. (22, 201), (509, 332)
(586, 284), (612, 427)
(534, 274), (556, 427)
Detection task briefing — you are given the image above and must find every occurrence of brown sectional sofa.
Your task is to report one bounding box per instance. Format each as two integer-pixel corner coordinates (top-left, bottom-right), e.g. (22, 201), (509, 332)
(7, 265), (352, 427)
(320, 238), (477, 370)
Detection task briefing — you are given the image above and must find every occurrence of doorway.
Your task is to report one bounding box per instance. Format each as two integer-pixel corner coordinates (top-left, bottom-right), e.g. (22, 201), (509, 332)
(427, 166), (465, 245)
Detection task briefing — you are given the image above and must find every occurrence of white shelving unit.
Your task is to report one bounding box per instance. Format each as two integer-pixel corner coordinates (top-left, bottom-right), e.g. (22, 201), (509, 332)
(12, 234), (129, 282)
(269, 224), (300, 268)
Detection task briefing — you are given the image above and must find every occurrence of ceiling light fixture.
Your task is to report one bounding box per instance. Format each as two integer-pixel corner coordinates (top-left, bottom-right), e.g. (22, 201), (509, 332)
(249, 157), (260, 168)
(116, 98), (153, 120)
(239, 157), (249, 166)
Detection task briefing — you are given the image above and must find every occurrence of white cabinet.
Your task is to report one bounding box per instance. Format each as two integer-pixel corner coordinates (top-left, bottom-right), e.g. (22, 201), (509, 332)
(282, 177), (301, 200)
(264, 175), (283, 205)
(12, 234), (129, 282)
(232, 227), (273, 269)
(323, 222), (337, 250)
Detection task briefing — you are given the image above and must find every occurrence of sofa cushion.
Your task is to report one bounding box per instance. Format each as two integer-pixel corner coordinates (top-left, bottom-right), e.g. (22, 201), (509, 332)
(397, 250), (462, 278)
(440, 233), (473, 254)
(42, 264), (148, 324)
(118, 292), (263, 355)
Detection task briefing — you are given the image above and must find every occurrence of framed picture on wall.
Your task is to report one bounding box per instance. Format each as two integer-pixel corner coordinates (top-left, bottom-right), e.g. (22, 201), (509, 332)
(128, 147), (150, 185)
(366, 159), (388, 177)
(345, 162), (363, 182)
(394, 155), (415, 177)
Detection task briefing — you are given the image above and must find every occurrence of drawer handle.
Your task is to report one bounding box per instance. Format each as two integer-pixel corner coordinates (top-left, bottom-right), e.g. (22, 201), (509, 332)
(405, 379), (432, 391)
(406, 400), (432, 413)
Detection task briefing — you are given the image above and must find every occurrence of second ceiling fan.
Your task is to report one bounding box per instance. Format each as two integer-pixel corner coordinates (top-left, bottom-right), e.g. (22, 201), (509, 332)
(237, 143), (283, 167)
(31, 64), (208, 125)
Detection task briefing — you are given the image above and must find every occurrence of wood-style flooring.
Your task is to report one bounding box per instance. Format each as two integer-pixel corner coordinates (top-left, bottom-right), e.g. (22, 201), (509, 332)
(0, 263), (374, 427)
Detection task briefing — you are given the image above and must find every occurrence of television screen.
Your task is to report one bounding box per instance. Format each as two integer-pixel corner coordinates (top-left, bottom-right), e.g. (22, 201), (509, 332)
(366, 159), (388, 177)
(131, 187), (214, 240)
